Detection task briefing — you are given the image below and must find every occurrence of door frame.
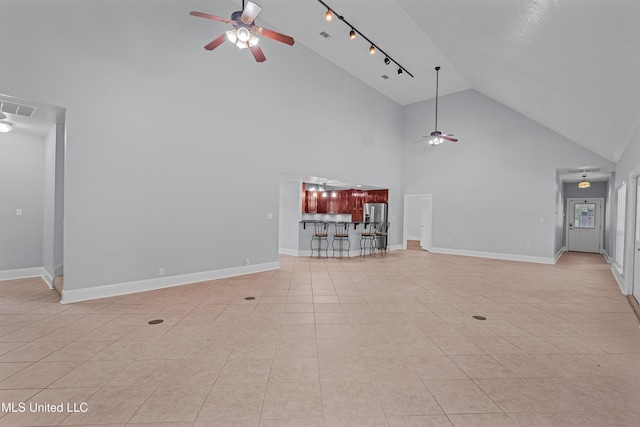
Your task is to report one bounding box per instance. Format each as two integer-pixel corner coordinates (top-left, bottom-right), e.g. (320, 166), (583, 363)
(628, 165), (640, 299)
(403, 194), (432, 250)
(565, 197), (604, 253)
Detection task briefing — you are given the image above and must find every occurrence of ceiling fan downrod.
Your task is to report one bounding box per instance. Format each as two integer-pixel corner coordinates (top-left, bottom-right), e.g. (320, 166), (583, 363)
(434, 66), (440, 132)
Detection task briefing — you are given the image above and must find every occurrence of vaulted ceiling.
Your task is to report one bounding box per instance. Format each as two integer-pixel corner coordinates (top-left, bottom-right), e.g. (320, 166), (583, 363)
(229, 0), (639, 162)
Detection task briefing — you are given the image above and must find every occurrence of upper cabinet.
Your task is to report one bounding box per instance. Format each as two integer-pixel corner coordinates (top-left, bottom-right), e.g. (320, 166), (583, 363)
(301, 184), (388, 219)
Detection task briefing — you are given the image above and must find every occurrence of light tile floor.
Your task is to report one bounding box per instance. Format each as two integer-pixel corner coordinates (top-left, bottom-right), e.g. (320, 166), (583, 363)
(0, 251), (639, 426)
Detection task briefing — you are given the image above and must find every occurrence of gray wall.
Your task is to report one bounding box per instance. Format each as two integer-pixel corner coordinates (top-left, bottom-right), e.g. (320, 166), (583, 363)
(0, 0), (403, 293)
(278, 180), (301, 254)
(564, 181), (608, 200)
(0, 132), (45, 270)
(401, 89), (614, 260)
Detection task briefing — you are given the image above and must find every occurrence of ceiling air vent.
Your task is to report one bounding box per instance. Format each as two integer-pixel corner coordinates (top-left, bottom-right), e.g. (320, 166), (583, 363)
(319, 31), (331, 39)
(0, 100), (37, 118)
(568, 168), (601, 174)
(381, 75), (389, 80)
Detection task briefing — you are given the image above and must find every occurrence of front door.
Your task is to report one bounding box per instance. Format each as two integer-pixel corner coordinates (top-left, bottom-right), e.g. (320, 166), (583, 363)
(567, 199), (602, 253)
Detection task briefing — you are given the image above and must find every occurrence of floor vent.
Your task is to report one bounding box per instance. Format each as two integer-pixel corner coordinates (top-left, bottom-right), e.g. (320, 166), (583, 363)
(627, 295), (640, 323)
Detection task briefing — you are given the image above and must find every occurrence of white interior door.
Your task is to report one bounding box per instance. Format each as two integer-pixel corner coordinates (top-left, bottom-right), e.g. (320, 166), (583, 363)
(420, 196), (432, 251)
(633, 179), (640, 302)
(567, 199), (602, 253)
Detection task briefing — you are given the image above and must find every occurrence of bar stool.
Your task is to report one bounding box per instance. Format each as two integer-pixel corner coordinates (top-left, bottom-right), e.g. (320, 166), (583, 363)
(360, 222), (377, 256)
(332, 222), (350, 258)
(311, 222), (329, 258)
(374, 222), (389, 256)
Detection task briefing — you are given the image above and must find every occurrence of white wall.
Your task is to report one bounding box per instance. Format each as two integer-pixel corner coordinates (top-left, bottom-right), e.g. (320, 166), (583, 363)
(0, 0), (403, 298)
(42, 123), (65, 281)
(0, 132), (45, 270)
(401, 89), (614, 262)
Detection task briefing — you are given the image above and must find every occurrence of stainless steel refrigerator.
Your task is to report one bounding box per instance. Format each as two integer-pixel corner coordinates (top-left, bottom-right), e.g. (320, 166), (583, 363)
(363, 203), (388, 250)
(364, 203), (388, 224)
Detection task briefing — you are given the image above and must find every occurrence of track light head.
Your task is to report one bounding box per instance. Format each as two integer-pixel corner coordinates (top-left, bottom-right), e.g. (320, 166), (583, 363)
(397, 68), (403, 75)
(384, 57), (390, 65)
(369, 45), (375, 55)
(349, 29), (356, 39)
(325, 9), (332, 21)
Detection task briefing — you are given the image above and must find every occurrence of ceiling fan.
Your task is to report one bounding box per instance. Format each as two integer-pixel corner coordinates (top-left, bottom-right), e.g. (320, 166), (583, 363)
(416, 66), (458, 146)
(190, 1), (295, 62)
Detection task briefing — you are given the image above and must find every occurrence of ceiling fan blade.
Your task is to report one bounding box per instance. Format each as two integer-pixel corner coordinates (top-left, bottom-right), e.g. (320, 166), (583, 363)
(252, 25), (295, 46)
(190, 11), (235, 25)
(249, 45), (267, 62)
(204, 33), (227, 51)
(442, 134), (458, 142)
(241, 1), (262, 24)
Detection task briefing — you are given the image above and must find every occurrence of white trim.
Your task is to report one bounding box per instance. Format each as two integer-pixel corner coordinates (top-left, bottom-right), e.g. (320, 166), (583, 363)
(554, 246), (566, 264)
(612, 264), (626, 294)
(624, 163), (640, 297)
(60, 261), (279, 304)
(431, 247), (556, 265)
(0, 267), (54, 290)
(279, 248), (300, 256)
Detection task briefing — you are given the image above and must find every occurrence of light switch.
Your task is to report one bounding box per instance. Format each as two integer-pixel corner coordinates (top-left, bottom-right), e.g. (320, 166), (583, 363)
(16, 209), (23, 216)
(267, 213), (273, 220)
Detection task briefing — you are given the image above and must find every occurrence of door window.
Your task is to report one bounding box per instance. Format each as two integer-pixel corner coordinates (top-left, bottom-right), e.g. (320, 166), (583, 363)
(574, 203), (595, 229)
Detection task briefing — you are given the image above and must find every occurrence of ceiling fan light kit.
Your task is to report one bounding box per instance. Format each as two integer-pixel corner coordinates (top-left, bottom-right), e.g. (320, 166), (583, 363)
(316, 0), (412, 78)
(190, 1), (294, 63)
(0, 121), (13, 133)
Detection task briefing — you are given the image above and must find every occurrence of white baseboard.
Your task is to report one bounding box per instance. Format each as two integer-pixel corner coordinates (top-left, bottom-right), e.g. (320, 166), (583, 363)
(60, 261), (280, 304)
(430, 247), (556, 265)
(611, 265), (627, 294)
(0, 267), (54, 290)
(406, 236), (420, 241)
(554, 247), (566, 264)
(279, 248), (300, 256)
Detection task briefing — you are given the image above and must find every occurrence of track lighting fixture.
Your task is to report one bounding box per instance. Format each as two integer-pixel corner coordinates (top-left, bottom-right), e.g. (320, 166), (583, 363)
(316, 0), (413, 78)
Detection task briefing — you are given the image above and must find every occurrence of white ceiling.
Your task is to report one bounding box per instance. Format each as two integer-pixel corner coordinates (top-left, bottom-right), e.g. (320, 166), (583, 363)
(5, 1), (639, 168)
(238, 0), (640, 163)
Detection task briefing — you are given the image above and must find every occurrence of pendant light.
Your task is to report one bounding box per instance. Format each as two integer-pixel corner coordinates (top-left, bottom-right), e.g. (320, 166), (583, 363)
(578, 174), (591, 189)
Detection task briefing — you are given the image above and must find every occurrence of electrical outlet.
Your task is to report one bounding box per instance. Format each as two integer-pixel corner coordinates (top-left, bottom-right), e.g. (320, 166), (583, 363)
(159, 267), (165, 276)
(245, 259), (250, 266)
(16, 209), (23, 216)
